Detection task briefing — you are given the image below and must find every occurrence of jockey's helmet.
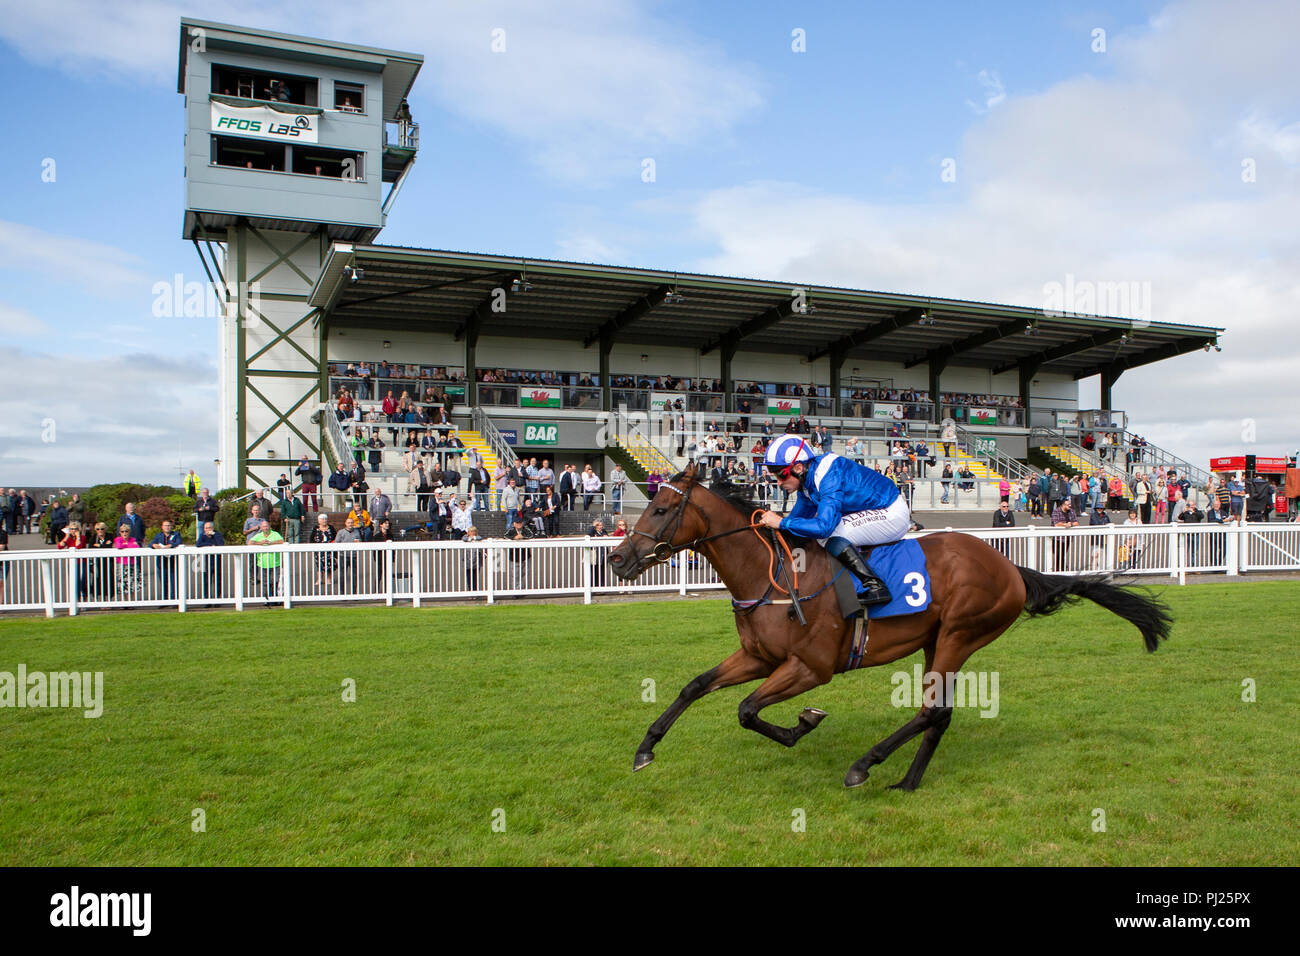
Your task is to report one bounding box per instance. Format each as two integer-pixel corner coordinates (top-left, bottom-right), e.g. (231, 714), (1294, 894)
(764, 434), (815, 478)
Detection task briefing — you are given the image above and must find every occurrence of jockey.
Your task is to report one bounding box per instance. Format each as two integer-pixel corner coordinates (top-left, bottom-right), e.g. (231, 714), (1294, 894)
(758, 434), (910, 606)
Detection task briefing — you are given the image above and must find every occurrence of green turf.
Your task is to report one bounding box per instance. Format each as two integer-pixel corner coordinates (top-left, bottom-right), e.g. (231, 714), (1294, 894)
(0, 582), (1296, 866)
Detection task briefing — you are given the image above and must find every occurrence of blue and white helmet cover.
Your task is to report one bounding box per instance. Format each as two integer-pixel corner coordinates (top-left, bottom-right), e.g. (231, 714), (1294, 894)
(764, 434), (814, 469)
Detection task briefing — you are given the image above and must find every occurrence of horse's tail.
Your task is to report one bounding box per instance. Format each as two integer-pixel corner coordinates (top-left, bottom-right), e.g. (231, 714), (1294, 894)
(1015, 566), (1172, 653)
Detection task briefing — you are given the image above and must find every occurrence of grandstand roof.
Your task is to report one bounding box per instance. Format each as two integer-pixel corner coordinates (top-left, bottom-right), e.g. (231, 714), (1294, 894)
(310, 245), (1224, 381)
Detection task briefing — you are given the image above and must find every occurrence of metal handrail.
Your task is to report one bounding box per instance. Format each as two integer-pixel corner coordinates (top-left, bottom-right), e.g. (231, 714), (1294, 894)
(953, 424), (1031, 481)
(1030, 426), (1208, 486)
(472, 407), (519, 468)
(322, 404), (352, 468)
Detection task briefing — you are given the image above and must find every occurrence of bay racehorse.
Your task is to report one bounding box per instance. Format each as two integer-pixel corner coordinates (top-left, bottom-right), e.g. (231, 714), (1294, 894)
(607, 463), (1171, 790)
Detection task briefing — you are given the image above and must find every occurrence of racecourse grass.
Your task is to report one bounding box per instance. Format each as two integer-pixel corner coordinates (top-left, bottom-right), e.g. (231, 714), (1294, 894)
(0, 582), (1296, 866)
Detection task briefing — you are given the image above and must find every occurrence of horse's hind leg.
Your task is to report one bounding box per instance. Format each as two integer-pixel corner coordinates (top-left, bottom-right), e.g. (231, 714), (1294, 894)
(736, 655), (832, 747)
(888, 706), (953, 792)
(634, 649), (772, 771)
(844, 645), (937, 788)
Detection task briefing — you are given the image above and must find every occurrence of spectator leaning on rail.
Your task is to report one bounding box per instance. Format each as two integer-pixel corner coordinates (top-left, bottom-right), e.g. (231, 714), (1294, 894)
(196, 521), (224, 602)
(249, 518), (284, 606)
(757, 434), (906, 608)
(452, 498), (473, 540)
(150, 519), (183, 600)
(993, 500), (1015, 528)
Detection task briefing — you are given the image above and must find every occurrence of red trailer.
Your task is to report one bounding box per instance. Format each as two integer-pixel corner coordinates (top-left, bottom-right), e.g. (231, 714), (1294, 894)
(1210, 455), (1295, 518)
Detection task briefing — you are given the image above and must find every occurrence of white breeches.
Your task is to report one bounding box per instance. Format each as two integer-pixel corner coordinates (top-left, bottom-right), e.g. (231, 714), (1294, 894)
(824, 496), (912, 547)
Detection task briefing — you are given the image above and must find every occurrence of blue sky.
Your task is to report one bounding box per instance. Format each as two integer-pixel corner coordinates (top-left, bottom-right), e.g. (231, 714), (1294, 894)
(1, 0), (1295, 484)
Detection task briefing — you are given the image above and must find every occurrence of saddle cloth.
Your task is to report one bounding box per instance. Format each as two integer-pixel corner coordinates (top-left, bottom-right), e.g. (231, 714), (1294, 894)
(844, 538), (932, 619)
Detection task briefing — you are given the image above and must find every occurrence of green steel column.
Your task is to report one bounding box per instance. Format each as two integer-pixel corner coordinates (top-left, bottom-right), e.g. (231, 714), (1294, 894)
(721, 339), (736, 415)
(236, 222), (248, 487)
(1019, 360), (1040, 425)
(829, 346), (846, 418)
(929, 358), (945, 425)
(1100, 365), (1121, 412)
(600, 329), (612, 412)
(318, 317), (329, 461)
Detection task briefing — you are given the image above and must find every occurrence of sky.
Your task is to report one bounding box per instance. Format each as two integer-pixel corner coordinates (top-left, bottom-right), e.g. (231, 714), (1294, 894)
(0, 0), (1296, 486)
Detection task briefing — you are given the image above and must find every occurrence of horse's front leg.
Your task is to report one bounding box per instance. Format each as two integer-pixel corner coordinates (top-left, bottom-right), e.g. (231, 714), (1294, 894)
(736, 655), (832, 747)
(634, 649), (772, 771)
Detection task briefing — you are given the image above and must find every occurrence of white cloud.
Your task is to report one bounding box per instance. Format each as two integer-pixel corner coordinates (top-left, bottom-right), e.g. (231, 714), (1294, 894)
(0, 303), (50, 336)
(555, 236), (621, 264)
(0, 221), (148, 295)
(965, 69), (1006, 114)
(1237, 113), (1300, 164)
(0, 348), (217, 486)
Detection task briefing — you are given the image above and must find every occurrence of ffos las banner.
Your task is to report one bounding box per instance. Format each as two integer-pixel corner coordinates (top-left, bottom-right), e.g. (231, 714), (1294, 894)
(211, 100), (319, 143)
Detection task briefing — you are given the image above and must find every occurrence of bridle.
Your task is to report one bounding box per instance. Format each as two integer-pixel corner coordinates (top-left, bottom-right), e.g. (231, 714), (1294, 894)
(627, 479), (754, 564)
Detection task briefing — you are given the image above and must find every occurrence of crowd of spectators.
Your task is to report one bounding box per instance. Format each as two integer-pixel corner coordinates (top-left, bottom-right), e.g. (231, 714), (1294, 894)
(329, 361), (465, 401)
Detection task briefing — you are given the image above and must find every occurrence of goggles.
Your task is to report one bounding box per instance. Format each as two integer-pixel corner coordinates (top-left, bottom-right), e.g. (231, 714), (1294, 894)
(767, 460), (804, 479)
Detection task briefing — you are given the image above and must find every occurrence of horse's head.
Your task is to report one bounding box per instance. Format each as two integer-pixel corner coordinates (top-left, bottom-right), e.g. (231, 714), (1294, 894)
(609, 462), (710, 580)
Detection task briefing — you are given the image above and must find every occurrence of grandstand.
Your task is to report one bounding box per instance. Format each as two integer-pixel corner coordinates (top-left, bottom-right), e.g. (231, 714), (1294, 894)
(179, 19), (1224, 524)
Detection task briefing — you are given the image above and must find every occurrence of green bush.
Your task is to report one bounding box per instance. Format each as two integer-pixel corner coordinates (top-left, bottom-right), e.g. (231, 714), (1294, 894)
(82, 483), (183, 531)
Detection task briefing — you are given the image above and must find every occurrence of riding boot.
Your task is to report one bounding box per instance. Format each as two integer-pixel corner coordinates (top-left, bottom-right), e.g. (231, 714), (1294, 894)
(829, 538), (892, 607)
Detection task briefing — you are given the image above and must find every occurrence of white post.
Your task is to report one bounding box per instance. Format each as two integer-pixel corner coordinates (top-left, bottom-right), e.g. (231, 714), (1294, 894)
(282, 549), (292, 609)
(1224, 524), (1238, 576)
(411, 550), (421, 608)
(1025, 523), (1038, 571)
(679, 550), (688, 596)
(66, 555), (78, 617)
(582, 536), (592, 605)
(385, 546), (394, 607)
(1104, 523), (1115, 571)
(486, 542), (495, 606)
(39, 559), (55, 618)
(234, 552), (245, 612)
(177, 550), (188, 613)
(1237, 522), (1248, 574)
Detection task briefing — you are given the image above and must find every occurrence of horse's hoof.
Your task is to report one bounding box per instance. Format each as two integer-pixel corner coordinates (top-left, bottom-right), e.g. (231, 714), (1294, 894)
(888, 780), (917, 792)
(799, 707), (827, 728)
(632, 751), (655, 772)
(844, 767), (869, 788)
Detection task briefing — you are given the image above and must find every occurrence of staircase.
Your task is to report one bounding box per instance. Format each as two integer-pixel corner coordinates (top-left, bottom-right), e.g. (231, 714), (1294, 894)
(618, 432), (677, 478)
(456, 428), (501, 494)
(1027, 431), (1133, 509)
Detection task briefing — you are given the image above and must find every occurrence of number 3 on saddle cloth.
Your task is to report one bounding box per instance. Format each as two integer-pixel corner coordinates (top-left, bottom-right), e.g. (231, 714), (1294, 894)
(834, 540), (932, 668)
